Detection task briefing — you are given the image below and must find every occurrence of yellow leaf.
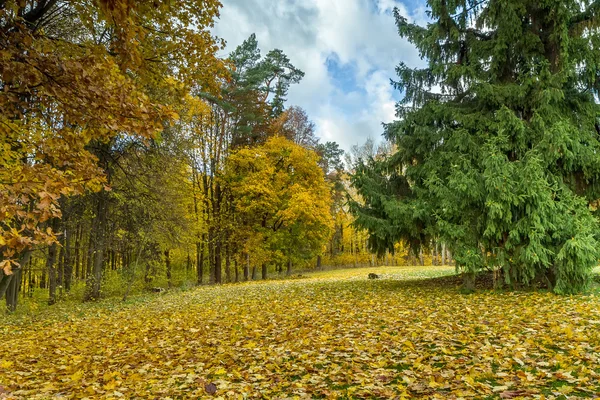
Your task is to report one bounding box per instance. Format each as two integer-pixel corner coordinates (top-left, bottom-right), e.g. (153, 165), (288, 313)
(71, 370), (84, 381)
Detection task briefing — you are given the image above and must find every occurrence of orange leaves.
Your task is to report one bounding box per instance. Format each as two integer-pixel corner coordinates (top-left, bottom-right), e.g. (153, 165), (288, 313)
(2, 266), (600, 398)
(0, 0), (225, 269)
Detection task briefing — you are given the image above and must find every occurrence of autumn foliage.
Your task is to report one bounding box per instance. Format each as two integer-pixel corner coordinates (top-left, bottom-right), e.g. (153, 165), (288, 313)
(2, 267), (599, 398)
(0, 0), (224, 275)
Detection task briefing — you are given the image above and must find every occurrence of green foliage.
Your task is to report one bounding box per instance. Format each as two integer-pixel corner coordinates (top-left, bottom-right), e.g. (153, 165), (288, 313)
(351, 0), (600, 293)
(219, 34), (305, 147)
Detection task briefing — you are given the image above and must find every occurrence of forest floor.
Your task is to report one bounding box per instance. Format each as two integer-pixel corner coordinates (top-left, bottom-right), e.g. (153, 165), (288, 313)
(1, 266), (600, 399)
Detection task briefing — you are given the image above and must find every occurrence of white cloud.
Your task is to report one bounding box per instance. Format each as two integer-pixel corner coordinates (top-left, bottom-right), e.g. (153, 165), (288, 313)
(212, 0), (428, 151)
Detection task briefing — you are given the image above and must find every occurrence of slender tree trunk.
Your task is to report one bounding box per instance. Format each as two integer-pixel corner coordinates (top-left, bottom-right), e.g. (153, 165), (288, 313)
(316, 255), (322, 270)
(84, 187), (108, 301)
(28, 259), (34, 298)
(441, 243), (446, 266)
(84, 229), (93, 282)
(64, 225), (73, 292)
(261, 263), (267, 280)
(225, 243), (231, 283)
(57, 244), (64, 288)
(0, 251), (29, 311)
(74, 222), (81, 280)
(208, 231), (215, 284)
(251, 265), (256, 280)
(286, 259), (292, 276)
(5, 265), (23, 312)
(144, 262), (152, 284)
(244, 253), (250, 281)
(165, 249), (171, 288)
(0, 272), (14, 304)
(214, 240), (222, 284)
(419, 247), (424, 266)
(47, 239), (58, 305)
(40, 265), (46, 289)
(234, 259), (239, 282)
(197, 239), (204, 285)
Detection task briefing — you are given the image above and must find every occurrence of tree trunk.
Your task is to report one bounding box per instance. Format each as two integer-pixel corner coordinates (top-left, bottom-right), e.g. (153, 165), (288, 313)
(286, 259), (292, 276)
(47, 238), (58, 305)
(196, 239), (204, 285)
(74, 222), (82, 280)
(251, 265), (256, 280)
(441, 243), (446, 266)
(214, 240), (222, 284)
(84, 185), (109, 301)
(0, 251), (29, 312)
(40, 265), (46, 289)
(316, 255), (322, 270)
(419, 247), (424, 266)
(463, 272), (476, 292)
(0, 272), (14, 304)
(28, 259), (34, 298)
(5, 266), (23, 312)
(85, 231), (94, 281)
(208, 231), (215, 284)
(261, 263), (267, 280)
(63, 226), (73, 292)
(57, 244), (64, 288)
(165, 249), (171, 288)
(244, 253), (250, 281)
(225, 243), (231, 283)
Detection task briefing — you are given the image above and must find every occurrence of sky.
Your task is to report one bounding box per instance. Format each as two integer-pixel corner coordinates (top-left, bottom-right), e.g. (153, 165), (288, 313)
(212, 0), (429, 152)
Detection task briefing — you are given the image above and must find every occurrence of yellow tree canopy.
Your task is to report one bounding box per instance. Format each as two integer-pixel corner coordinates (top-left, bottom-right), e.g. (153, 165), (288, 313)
(225, 136), (333, 265)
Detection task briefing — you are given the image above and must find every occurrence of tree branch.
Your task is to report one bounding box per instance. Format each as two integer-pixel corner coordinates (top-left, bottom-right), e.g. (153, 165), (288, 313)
(570, 0), (600, 27)
(23, 0), (58, 26)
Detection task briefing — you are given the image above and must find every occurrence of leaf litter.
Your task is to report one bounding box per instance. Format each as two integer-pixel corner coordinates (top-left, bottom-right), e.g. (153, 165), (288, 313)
(1, 266), (599, 399)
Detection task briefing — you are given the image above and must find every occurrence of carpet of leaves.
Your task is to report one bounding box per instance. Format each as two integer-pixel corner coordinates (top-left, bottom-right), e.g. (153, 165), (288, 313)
(1, 266), (600, 399)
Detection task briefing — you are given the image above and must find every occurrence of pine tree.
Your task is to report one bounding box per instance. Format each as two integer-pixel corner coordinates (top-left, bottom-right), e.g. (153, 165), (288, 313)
(351, 0), (600, 293)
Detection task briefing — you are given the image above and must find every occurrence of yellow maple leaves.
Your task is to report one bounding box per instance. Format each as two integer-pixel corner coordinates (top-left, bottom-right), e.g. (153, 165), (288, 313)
(225, 136), (333, 267)
(1, 266), (599, 398)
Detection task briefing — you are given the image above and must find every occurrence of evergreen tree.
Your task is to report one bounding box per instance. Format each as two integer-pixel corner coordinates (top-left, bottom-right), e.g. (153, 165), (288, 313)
(351, 0), (600, 293)
(224, 34), (304, 147)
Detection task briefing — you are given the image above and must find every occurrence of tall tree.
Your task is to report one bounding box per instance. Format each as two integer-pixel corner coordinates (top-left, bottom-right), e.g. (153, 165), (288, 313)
(225, 136), (333, 279)
(351, 0), (600, 293)
(0, 0), (224, 307)
(272, 106), (318, 148)
(191, 35), (304, 283)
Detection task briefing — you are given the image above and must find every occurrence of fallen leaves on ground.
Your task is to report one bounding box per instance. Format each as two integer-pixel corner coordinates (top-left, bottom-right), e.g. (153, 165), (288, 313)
(1, 266), (599, 399)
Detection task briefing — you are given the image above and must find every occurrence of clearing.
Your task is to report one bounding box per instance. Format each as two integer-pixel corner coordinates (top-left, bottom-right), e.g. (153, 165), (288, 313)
(1, 266), (600, 399)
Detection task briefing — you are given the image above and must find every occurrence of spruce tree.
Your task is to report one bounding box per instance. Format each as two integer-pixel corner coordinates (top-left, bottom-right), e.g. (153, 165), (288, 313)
(351, 0), (600, 293)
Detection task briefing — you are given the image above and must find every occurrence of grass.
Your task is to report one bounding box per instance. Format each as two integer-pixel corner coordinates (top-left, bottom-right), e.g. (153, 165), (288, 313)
(1, 266), (600, 399)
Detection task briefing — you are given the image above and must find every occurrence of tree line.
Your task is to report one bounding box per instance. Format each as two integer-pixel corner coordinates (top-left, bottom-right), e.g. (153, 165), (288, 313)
(0, 1), (389, 312)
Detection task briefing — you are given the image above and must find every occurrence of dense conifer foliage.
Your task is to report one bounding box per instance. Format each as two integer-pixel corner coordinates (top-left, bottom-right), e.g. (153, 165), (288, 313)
(351, 0), (600, 293)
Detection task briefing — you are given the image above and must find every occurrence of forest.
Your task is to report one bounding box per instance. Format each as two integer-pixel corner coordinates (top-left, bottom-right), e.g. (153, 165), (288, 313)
(2, 0), (600, 398)
(0, 1), (400, 312)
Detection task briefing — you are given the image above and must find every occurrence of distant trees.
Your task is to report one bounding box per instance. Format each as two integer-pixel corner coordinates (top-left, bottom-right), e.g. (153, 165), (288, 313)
(225, 136), (333, 278)
(0, 2), (348, 311)
(351, 0), (600, 293)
